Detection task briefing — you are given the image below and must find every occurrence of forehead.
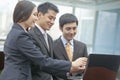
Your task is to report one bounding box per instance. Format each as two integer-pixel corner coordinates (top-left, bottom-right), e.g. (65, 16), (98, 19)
(63, 22), (77, 28)
(45, 9), (57, 16)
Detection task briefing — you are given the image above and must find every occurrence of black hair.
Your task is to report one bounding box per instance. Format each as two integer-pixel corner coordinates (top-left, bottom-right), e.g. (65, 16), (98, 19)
(37, 2), (59, 15)
(59, 13), (78, 28)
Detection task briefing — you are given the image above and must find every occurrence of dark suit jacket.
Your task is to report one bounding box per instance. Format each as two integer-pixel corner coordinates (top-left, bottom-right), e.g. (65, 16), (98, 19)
(0, 23), (71, 80)
(28, 26), (54, 80)
(53, 37), (88, 80)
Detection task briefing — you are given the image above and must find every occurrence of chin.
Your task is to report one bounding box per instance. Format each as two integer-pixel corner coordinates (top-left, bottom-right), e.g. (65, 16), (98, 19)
(47, 28), (50, 30)
(31, 24), (35, 27)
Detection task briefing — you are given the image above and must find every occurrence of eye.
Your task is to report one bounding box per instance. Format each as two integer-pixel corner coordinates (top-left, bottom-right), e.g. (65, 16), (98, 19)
(49, 17), (52, 20)
(49, 16), (55, 21)
(73, 27), (76, 30)
(66, 27), (71, 30)
(33, 12), (38, 16)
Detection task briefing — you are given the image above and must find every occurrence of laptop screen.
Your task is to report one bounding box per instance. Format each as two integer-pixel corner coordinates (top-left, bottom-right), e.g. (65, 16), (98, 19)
(83, 54), (120, 80)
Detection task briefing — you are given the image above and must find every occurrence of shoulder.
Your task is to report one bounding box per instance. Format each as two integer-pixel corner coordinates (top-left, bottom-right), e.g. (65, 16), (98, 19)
(9, 23), (27, 39)
(28, 26), (39, 38)
(74, 39), (86, 46)
(53, 38), (61, 43)
(53, 38), (61, 47)
(28, 26), (36, 34)
(47, 34), (53, 40)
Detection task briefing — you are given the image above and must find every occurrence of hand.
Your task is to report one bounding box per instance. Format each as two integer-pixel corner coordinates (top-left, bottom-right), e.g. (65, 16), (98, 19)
(70, 57), (87, 73)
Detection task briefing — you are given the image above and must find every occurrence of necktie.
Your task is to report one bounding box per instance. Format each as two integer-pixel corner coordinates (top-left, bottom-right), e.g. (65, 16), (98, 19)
(66, 42), (73, 61)
(43, 33), (49, 49)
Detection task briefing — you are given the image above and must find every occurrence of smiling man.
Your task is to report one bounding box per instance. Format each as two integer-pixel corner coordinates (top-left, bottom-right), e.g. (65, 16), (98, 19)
(28, 2), (59, 80)
(53, 13), (88, 80)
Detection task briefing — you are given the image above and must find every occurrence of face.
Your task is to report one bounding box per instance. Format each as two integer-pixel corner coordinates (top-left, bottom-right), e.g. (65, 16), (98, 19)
(37, 9), (57, 31)
(24, 7), (38, 28)
(60, 22), (77, 41)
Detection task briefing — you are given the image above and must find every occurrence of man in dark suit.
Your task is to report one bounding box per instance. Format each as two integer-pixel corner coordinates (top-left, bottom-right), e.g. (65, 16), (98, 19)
(28, 2), (57, 80)
(53, 13), (88, 80)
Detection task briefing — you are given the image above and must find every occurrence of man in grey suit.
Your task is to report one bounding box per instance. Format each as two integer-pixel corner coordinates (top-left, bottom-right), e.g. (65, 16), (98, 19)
(28, 2), (57, 80)
(53, 13), (88, 80)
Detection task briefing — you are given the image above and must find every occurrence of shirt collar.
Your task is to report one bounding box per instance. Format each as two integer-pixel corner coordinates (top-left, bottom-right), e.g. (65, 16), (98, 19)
(61, 35), (73, 46)
(35, 23), (46, 35)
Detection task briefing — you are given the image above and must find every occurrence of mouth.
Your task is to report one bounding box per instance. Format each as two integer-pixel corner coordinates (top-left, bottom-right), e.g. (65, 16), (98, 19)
(68, 35), (74, 39)
(49, 22), (53, 26)
(48, 24), (52, 29)
(49, 24), (52, 27)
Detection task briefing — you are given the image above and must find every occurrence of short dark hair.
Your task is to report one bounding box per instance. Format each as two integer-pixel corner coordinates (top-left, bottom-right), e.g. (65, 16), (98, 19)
(59, 13), (78, 28)
(37, 2), (59, 15)
(13, 0), (36, 23)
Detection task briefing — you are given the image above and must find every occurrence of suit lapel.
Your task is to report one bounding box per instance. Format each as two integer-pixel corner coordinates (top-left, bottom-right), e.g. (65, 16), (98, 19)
(34, 26), (49, 51)
(58, 38), (69, 60)
(73, 40), (80, 61)
(47, 34), (53, 57)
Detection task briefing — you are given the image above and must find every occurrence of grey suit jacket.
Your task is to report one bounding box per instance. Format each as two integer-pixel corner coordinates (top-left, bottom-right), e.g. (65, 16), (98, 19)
(0, 23), (71, 80)
(28, 26), (53, 80)
(53, 37), (88, 80)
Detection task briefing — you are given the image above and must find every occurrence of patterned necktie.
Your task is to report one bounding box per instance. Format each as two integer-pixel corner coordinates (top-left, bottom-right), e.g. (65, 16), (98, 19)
(66, 42), (73, 61)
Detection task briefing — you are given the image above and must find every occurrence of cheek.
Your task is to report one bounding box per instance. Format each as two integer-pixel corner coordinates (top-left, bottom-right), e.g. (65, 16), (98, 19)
(74, 31), (77, 34)
(27, 20), (35, 27)
(42, 19), (48, 25)
(73, 29), (77, 34)
(63, 30), (69, 35)
(64, 32), (70, 37)
(27, 18), (33, 23)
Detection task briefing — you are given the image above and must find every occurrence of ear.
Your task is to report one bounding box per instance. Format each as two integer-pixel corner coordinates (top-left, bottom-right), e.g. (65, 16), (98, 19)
(37, 12), (42, 17)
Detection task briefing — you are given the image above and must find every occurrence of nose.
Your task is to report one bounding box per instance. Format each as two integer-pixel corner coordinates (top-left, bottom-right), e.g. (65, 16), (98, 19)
(51, 19), (55, 24)
(70, 29), (74, 34)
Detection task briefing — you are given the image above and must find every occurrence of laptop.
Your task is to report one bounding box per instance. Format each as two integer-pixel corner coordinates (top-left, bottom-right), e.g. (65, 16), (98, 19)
(83, 54), (120, 80)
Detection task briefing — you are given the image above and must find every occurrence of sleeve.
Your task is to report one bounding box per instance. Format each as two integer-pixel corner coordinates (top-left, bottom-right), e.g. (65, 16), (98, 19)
(83, 44), (88, 57)
(17, 32), (71, 74)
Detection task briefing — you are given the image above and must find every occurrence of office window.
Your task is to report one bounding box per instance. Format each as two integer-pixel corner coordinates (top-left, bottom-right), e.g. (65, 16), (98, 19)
(74, 8), (96, 53)
(93, 11), (118, 54)
(0, 0), (18, 46)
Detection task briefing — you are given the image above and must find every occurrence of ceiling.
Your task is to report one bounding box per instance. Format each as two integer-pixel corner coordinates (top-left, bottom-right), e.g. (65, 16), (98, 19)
(32, 0), (120, 10)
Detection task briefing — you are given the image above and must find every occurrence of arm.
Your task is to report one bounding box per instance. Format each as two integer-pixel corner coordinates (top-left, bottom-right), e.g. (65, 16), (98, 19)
(17, 33), (71, 74)
(17, 32), (85, 74)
